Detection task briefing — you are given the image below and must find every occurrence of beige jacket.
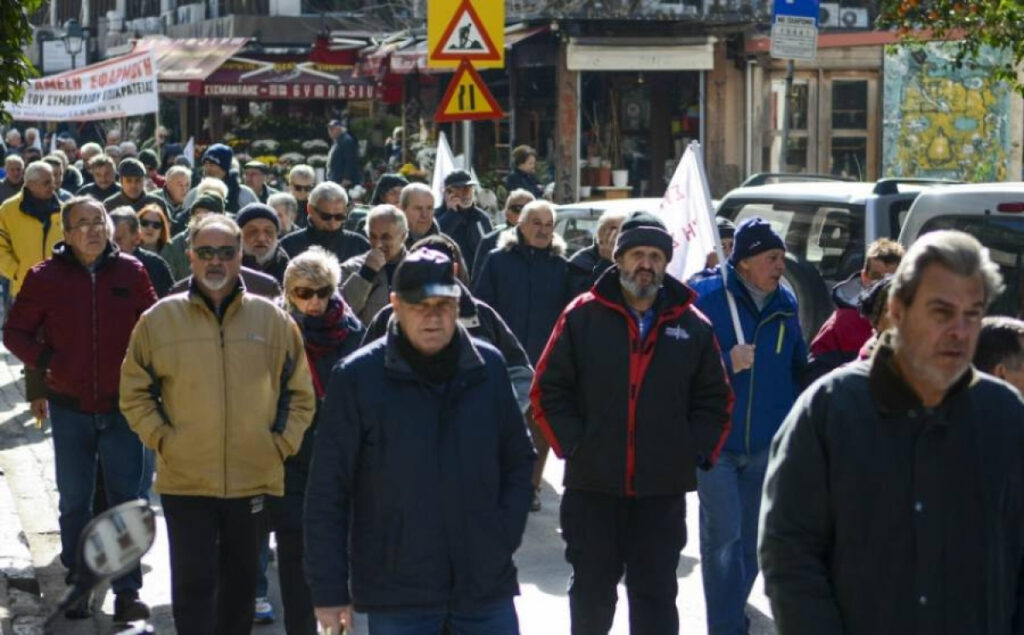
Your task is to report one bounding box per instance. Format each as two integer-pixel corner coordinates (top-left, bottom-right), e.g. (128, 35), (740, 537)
(120, 286), (316, 498)
(340, 249), (406, 326)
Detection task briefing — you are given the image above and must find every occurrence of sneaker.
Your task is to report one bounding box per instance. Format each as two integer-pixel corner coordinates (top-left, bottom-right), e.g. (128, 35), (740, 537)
(530, 489), (542, 513)
(63, 591), (93, 620)
(113, 591), (150, 623)
(254, 597), (275, 624)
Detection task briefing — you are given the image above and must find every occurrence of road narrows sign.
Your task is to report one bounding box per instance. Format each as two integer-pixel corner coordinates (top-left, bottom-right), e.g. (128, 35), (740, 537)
(435, 60), (504, 123)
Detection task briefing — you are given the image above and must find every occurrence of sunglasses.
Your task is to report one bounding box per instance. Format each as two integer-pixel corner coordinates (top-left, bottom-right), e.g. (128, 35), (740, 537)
(139, 219), (164, 230)
(193, 245), (238, 261)
(316, 208), (347, 222)
(506, 204), (525, 213)
(291, 184), (314, 192)
(292, 285), (333, 300)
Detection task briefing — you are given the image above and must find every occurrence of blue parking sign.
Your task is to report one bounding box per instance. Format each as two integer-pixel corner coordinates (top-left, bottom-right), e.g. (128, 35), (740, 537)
(770, 0), (819, 59)
(773, 0), (820, 23)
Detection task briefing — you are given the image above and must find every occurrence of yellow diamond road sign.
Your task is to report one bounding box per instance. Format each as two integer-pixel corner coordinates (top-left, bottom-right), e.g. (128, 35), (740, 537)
(428, 0), (505, 69)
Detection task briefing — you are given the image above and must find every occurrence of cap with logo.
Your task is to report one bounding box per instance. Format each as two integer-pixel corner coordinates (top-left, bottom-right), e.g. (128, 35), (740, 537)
(393, 248), (462, 304)
(729, 216), (785, 265)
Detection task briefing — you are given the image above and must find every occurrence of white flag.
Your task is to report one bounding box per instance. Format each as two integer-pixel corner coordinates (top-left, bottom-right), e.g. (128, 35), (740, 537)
(49, 131), (57, 154)
(431, 132), (457, 206)
(657, 142), (719, 282)
(182, 137), (195, 167)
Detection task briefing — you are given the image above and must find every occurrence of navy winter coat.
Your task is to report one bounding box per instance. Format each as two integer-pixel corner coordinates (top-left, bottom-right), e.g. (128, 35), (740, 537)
(436, 205), (492, 277)
(280, 224), (370, 263)
(304, 325), (536, 612)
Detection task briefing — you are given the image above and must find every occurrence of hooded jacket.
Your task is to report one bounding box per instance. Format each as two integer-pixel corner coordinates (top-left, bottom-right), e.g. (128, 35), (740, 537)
(805, 272), (874, 383)
(4, 242), (156, 413)
(531, 266), (733, 496)
(691, 263), (807, 455)
(0, 191), (64, 296)
(472, 228), (571, 365)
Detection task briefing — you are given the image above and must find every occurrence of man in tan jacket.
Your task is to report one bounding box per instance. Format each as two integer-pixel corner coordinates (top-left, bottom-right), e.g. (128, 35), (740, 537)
(121, 214), (315, 635)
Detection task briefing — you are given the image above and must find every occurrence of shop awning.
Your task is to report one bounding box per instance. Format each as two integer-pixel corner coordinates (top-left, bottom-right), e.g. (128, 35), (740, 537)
(133, 37), (249, 96)
(388, 24), (550, 75)
(566, 36), (715, 71)
(200, 56), (377, 100)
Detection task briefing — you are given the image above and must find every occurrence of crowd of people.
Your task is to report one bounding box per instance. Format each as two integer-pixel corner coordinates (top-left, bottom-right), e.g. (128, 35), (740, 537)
(0, 118), (1023, 635)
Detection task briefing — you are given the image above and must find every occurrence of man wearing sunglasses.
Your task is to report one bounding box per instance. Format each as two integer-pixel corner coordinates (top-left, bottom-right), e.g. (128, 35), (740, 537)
(471, 188), (534, 284)
(435, 169), (493, 278)
(287, 164), (316, 228)
(281, 181), (369, 265)
(102, 158), (169, 216)
(121, 214), (315, 635)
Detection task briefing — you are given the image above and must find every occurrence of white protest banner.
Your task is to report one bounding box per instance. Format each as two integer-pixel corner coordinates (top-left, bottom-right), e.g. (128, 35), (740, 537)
(181, 137), (195, 167)
(431, 131), (458, 206)
(5, 51), (159, 122)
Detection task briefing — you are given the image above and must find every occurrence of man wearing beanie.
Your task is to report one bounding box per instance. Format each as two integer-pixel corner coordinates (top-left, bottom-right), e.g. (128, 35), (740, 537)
(689, 216), (737, 284)
(689, 216), (806, 635)
(182, 143), (258, 214)
(103, 158), (169, 215)
(237, 203), (289, 284)
(533, 209), (732, 633)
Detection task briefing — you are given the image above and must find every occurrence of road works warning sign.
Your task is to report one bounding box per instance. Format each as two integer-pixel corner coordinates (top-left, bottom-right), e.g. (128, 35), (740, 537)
(428, 0), (504, 69)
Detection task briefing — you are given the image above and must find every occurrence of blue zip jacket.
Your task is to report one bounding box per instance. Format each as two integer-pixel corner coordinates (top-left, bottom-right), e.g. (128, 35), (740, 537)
(691, 263), (807, 454)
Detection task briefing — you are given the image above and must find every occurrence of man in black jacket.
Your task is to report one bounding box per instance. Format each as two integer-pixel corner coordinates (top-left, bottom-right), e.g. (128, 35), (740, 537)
(102, 158), (169, 215)
(436, 169), (492, 277)
(760, 230), (1024, 635)
(306, 249), (535, 634)
(281, 181), (369, 263)
(567, 208), (627, 297)
(237, 203), (289, 284)
(532, 211), (732, 635)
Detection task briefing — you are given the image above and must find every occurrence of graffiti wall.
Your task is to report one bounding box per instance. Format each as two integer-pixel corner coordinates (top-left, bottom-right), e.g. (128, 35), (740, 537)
(883, 43), (1014, 182)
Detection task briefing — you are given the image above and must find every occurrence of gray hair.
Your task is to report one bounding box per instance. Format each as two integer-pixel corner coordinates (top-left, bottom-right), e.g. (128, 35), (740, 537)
(288, 164), (316, 183)
(4, 129), (21, 143)
(24, 161), (53, 184)
(60, 196), (106, 231)
(891, 230), (1004, 309)
(519, 200), (556, 225)
(283, 246), (341, 302)
(596, 209), (629, 236)
(505, 188), (535, 208)
(189, 213), (240, 247)
(365, 204), (408, 237)
(309, 181), (348, 210)
(195, 176), (229, 200)
(165, 165), (192, 183)
(109, 206), (140, 234)
(4, 154), (23, 169)
(79, 142), (103, 160)
(399, 182), (434, 209)
(268, 192), (298, 219)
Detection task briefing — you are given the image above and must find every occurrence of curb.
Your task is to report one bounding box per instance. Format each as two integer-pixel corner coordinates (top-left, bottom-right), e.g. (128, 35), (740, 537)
(0, 464), (41, 635)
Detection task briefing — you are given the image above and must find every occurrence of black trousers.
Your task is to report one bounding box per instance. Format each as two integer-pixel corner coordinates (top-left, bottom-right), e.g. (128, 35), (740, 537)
(162, 494), (267, 635)
(275, 527), (317, 635)
(560, 489), (687, 635)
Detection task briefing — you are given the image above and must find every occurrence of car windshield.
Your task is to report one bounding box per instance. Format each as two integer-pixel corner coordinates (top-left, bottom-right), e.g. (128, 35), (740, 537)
(556, 213), (600, 256)
(919, 215), (1024, 318)
(719, 201), (866, 284)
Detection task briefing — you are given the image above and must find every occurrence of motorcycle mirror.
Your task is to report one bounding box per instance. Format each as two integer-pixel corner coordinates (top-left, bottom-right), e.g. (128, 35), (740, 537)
(79, 499), (156, 580)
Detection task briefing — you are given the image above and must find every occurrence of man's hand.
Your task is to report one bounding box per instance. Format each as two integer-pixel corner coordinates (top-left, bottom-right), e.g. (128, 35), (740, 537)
(730, 344), (756, 373)
(315, 606), (352, 633)
(30, 398), (48, 421)
(364, 247), (386, 272)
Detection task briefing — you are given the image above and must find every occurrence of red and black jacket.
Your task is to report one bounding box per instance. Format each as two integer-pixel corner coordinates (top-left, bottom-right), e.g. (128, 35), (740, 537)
(3, 242), (157, 413)
(530, 266), (733, 497)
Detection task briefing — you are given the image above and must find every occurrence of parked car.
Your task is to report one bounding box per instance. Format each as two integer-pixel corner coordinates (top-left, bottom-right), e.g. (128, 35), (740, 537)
(554, 198), (665, 256)
(715, 176), (956, 340)
(898, 182), (1024, 319)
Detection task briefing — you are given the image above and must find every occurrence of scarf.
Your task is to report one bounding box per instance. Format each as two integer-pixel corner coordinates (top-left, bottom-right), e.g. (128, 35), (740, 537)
(396, 323), (460, 384)
(291, 295), (351, 398)
(21, 192), (60, 225)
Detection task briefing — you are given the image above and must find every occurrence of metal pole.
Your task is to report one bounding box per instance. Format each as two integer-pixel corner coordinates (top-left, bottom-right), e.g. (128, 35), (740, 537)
(778, 59), (794, 171)
(462, 120), (473, 171)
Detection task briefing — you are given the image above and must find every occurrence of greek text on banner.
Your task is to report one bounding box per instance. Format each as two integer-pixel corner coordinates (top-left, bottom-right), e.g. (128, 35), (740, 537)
(4, 51), (159, 122)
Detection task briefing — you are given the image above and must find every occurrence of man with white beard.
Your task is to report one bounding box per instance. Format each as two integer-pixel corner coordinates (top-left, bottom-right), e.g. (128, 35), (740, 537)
(238, 203), (290, 284)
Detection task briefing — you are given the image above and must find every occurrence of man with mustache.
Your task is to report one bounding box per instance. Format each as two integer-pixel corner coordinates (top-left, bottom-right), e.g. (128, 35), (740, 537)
(760, 230), (1024, 634)
(532, 211), (732, 633)
(690, 217), (806, 635)
(435, 169), (492, 278)
(238, 203), (289, 284)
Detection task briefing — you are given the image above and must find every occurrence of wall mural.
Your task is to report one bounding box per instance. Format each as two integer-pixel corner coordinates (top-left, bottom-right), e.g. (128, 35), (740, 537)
(883, 42), (1012, 182)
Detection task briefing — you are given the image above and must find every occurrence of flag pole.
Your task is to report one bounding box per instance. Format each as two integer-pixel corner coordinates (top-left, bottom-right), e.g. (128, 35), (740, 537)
(689, 141), (746, 346)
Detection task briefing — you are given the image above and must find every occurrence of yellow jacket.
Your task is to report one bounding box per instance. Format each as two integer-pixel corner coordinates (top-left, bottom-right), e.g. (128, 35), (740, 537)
(0, 192), (64, 296)
(120, 285), (316, 498)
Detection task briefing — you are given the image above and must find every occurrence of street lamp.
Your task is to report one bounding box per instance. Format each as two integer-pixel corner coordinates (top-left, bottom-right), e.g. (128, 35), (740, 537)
(63, 19), (84, 69)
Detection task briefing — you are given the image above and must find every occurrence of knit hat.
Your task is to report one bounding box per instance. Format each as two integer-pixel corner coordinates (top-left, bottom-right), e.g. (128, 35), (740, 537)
(370, 173), (410, 205)
(613, 210), (674, 261)
(716, 216), (736, 239)
(138, 149), (159, 171)
(729, 216), (785, 265)
(191, 192), (225, 216)
(118, 158), (146, 178)
(201, 143), (233, 174)
(236, 202), (280, 231)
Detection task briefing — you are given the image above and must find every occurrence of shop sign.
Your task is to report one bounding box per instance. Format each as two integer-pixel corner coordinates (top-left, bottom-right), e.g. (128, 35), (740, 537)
(428, 0), (504, 69)
(771, 0), (819, 60)
(202, 82), (376, 100)
(435, 59), (503, 122)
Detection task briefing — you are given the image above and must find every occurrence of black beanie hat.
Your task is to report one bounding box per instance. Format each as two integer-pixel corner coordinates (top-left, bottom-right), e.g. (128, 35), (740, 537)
(118, 158), (146, 178)
(236, 202), (280, 231)
(729, 216), (785, 265)
(191, 192), (225, 216)
(613, 210), (674, 261)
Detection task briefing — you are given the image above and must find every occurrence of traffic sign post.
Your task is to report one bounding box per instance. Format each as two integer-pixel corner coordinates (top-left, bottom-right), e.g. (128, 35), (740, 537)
(770, 0), (819, 60)
(428, 0), (505, 70)
(435, 60), (504, 123)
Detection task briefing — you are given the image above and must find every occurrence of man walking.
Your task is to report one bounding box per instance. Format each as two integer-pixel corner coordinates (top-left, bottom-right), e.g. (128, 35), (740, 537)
(760, 230), (1024, 634)
(326, 119), (360, 188)
(435, 169), (492, 276)
(472, 188), (535, 279)
(532, 211), (733, 634)
(103, 158), (169, 214)
(238, 202), (290, 284)
(567, 208), (627, 296)
(4, 197), (157, 622)
(76, 154), (121, 202)
(281, 182), (369, 262)
(974, 315), (1024, 393)
(306, 248), (536, 635)
(244, 160), (279, 204)
(340, 204), (408, 325)
(401, 182), (441, 248)
(0, 161), (63, 296)
(120, 214), (315, 635)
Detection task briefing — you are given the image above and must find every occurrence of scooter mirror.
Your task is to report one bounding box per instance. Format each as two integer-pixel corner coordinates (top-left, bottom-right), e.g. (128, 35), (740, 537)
(79, 499), (156, 580)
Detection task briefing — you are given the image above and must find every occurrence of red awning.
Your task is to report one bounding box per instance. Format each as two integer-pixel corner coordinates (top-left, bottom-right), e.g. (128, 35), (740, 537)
(134, 37), (249, 96)
(388, 25), (550, 75)
(200, 56), (377, 101)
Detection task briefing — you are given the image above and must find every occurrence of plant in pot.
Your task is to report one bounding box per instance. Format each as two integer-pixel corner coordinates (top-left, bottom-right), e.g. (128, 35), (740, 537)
(607, 89), (629, 188)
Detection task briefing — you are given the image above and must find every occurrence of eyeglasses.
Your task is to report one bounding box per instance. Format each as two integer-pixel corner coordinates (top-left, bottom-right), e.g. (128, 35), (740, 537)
(69, 219), (106, 232)
(192, 245), (238, 261)
(506, 204), (525, 213)
(315, 207), (347, 223)
(292, 285), (333, 300)
(291, 184), (314, 192)
(139, 219), (164, 230)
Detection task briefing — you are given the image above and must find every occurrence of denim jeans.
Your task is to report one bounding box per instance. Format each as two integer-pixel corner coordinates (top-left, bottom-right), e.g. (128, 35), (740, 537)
(49, 402), (152, 594)
(696, 448), (770, 635)
(366, 598), (519, 635)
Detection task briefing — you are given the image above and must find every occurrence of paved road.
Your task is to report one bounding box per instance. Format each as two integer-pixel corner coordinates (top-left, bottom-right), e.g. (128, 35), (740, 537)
(0, 344), (776, 634)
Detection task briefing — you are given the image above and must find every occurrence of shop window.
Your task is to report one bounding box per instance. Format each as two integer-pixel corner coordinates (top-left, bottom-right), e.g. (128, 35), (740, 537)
(300, 0), (360, 12)
(832, 80), (868, 130)
(831, 136), (867, 180)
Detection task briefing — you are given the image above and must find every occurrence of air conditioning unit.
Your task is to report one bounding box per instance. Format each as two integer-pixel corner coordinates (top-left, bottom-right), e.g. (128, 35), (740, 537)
(819, 2), (840, 27)
(838, 7), (869, 28)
